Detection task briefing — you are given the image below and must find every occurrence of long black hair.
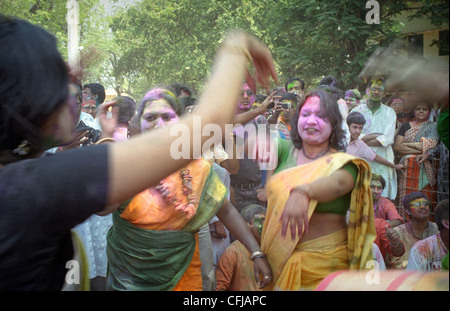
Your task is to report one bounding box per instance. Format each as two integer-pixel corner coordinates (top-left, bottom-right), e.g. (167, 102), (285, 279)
(290, 89), (346, 151)
(0, 15), (69, 163)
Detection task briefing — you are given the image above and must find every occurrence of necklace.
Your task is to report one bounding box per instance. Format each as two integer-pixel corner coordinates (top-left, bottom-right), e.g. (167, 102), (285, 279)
(301, 146), (330, 160)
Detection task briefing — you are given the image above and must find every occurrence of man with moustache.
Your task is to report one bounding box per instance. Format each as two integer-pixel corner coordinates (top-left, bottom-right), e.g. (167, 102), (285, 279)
(352, 77), (398, 200)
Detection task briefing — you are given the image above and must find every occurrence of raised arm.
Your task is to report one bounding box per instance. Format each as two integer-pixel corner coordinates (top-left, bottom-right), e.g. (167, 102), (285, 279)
(233, 91), (277, 125)
(105, 32), (277, 208)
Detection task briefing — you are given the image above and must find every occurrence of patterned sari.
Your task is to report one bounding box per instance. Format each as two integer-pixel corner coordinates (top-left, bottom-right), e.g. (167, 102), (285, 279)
(106, 159), (227, 291)
(398, 121), (439, 218)
(261, 152), (376, 291)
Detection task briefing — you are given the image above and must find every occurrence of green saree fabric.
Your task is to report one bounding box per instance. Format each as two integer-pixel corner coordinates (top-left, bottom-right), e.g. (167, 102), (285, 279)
(106, 164), (227, 291)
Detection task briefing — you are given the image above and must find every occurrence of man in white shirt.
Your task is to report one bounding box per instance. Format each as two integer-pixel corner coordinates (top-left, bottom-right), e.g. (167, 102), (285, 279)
(352, 77), (397, 200)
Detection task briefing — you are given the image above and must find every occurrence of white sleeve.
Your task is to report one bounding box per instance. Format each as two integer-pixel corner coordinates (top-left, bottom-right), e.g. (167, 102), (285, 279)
(406, 244), (425, 271)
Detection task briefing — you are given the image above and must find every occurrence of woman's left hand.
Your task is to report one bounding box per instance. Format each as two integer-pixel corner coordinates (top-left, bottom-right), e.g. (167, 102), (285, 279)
(280, 187), (310, 240)
(416, 152), (430, 164)
(253, 257), (272, 289)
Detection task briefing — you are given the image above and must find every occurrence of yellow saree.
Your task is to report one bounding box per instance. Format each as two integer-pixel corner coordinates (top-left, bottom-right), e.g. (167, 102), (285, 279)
(261, 152), (376, 290)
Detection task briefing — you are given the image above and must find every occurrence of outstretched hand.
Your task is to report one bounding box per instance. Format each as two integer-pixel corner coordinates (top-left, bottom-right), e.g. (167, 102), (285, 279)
(222, 31), (278, 93)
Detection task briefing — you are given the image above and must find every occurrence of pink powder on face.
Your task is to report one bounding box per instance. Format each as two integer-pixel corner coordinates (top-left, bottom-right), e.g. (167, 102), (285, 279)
(297, 96), (332, 145)
(140, 100), (179, 132)
(237, 83), (255, 112)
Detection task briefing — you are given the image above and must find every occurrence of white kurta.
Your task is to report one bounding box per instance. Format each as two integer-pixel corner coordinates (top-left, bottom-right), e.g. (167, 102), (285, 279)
(352, 103), (397, 200)
(406, 234), (448, 272)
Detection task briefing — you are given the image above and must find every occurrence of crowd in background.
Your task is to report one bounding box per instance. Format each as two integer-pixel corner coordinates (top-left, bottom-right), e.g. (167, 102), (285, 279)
(0, 15), (448, 291)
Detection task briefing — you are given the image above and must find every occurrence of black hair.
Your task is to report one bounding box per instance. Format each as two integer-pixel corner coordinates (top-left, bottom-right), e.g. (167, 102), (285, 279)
(318, 85), (344, 101)
(272, 86), (286, 96)
(281, 92), (298, 104)
(290, 89), (346, 151)
(170, 82), (193, 98)
(347, 111), (366, 126)
(255, 94), (268, 103)
(115, 96), (137, 124)
(319, 76), (338, 88)
(434, 200), (449, 231)
(83, 83), (106, 105)
(179, 96), (197, 115)
(240, 204), (266, 224)
(284, 77), (305, 92)
(371, 174), (386, 190)
(0, 15), (69, 163)
(402, 192), (429, 211)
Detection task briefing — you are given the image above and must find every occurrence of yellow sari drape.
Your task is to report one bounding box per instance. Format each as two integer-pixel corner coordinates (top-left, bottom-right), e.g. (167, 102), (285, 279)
(261, 152), (376, 291)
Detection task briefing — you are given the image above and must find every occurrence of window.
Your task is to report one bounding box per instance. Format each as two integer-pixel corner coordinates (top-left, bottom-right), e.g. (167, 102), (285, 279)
(438, 30), (449, 56)
(408, 34), (423, 58)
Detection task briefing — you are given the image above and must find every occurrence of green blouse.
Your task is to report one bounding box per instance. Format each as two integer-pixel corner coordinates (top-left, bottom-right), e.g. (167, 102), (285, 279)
(273, 139), (358, 216)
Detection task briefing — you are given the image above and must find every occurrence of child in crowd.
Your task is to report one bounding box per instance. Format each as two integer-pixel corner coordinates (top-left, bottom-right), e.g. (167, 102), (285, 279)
(346, 111), (404, 171)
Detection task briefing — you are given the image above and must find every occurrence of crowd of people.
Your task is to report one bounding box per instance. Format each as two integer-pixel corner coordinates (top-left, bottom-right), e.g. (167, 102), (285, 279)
(0, 15), (448, 291)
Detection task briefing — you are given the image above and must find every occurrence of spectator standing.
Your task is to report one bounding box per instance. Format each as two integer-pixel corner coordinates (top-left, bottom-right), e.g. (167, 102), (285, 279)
(394, 101), (440, 216)
(352, 77), (398, 200)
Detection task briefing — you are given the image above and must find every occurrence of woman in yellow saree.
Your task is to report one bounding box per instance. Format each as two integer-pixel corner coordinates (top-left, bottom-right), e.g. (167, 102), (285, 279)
(106, 88), (272, 291)
(261, 89), (376, 291)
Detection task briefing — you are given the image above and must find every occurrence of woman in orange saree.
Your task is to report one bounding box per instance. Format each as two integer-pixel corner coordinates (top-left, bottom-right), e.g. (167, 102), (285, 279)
(106, 88), (272, 291)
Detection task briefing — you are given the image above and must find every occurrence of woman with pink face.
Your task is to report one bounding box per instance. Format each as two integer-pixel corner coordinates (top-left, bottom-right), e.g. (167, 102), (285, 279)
(261, 89), (376, 291)
(106, 88), (272, 291)
(394, 101), (440, 218)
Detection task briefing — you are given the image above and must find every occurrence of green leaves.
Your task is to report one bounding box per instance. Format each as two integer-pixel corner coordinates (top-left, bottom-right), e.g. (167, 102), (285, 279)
(1, 0), (444, 98)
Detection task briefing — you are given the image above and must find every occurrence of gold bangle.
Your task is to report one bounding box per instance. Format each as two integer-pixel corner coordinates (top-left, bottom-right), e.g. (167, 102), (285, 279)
(95, 138), (115, 145)
(249, 251), (266, 261)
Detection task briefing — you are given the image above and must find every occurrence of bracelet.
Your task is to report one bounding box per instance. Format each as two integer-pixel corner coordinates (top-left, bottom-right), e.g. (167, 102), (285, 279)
(249, 251), (266, 261)
(95, 138), (115, 144)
